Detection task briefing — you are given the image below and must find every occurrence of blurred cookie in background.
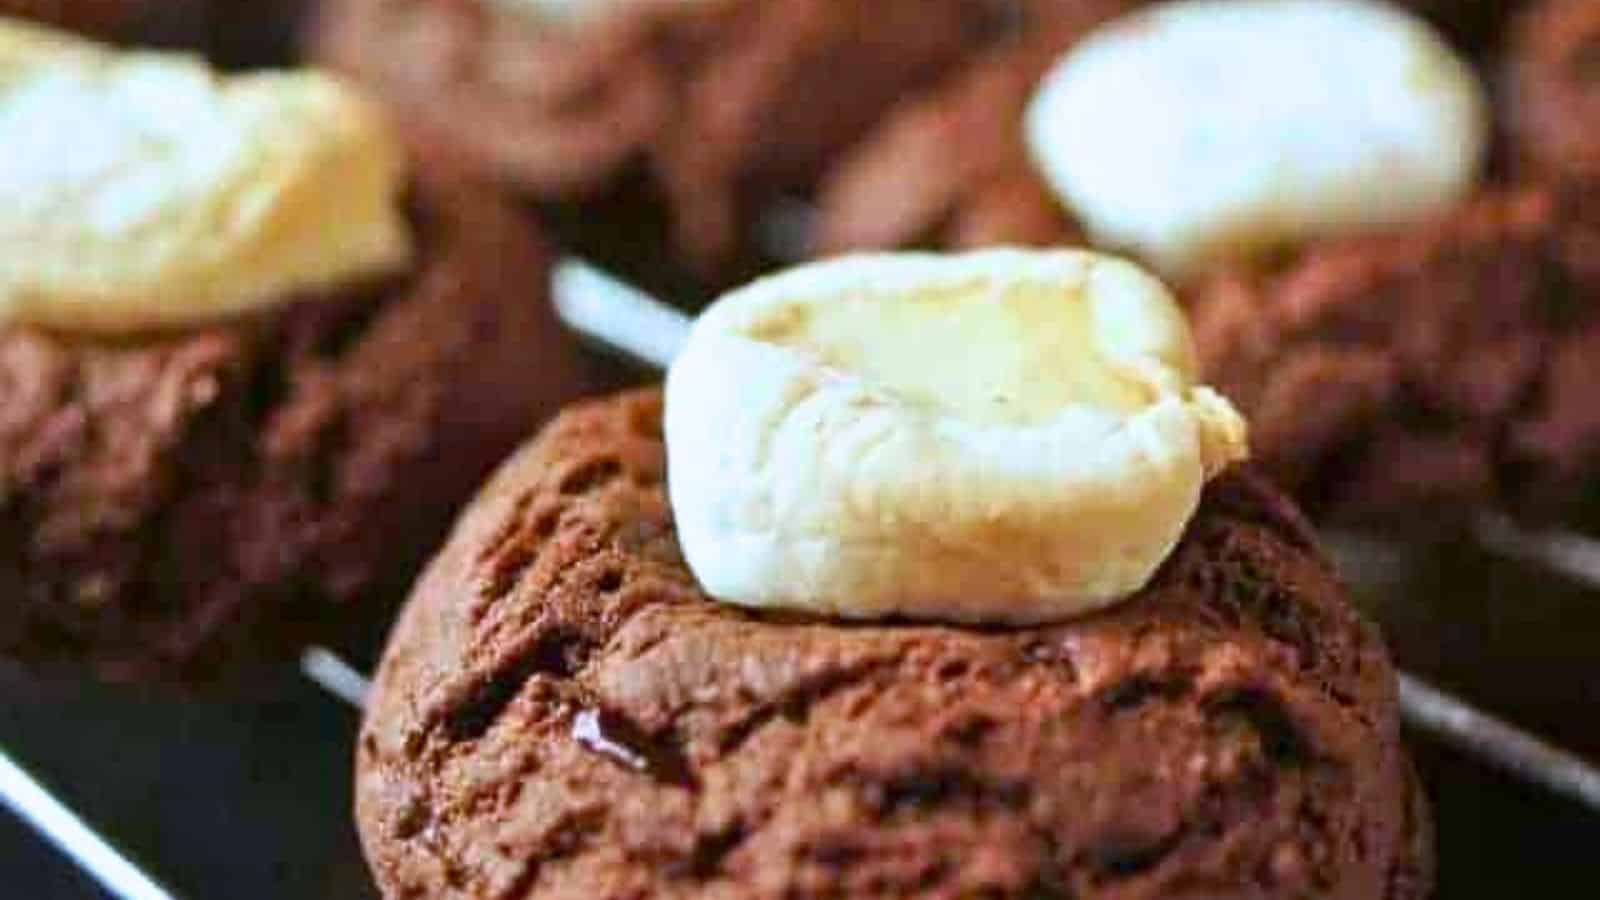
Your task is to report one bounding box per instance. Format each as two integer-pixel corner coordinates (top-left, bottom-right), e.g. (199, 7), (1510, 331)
(814, 0), (1123, 254)
(812, 0), (1600, 531)
(0, 22), (613, 685)
(314, 0), (1029, 297)
(1190, 187), (1600, 528)
(1508, 0), (1600, 182)
(824, 0), (1488, 270)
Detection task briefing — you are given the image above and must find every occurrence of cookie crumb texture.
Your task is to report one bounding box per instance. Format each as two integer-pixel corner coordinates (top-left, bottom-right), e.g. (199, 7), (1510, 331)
(357, 389), (1430, 900)
(0, 174), (605, 684)
(1191, 186), (1600, 525)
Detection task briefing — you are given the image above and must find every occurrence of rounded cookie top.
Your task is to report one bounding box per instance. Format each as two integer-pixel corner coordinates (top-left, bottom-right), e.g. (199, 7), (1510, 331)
(1189, 185), (1600, 525)
(315, 0), (1004, 278)
(357, 388), (1428, 900)
(0, 168), (609, 684)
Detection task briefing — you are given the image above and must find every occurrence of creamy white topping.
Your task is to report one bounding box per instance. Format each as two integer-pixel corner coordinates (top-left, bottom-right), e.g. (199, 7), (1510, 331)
(665, 250), (1249, 624)
(0, 20), (412, 334)
(1025, 0), (1487, 275)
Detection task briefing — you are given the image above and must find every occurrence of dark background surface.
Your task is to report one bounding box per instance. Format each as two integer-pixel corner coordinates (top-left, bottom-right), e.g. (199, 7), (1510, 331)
(0, 665), (377, 899)
(0, 534), (1597, 898)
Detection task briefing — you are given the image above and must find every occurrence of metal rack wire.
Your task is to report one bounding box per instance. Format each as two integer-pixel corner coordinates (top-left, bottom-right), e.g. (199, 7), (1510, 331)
(0, 748), (177, 900)
(8, 259), (1600, 899)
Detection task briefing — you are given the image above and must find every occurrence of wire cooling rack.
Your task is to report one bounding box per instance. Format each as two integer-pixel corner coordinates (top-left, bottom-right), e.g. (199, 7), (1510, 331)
(6, 260), (1600, 899)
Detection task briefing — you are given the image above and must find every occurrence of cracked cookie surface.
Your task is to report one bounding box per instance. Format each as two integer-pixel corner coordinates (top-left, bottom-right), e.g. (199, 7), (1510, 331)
(357, 388), (1430, 900)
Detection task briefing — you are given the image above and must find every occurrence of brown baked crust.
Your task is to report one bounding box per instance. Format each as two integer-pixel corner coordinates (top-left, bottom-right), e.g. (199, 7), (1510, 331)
(356, 388), (1429, 900)
(813, 0), (1118, 255)
(1189, 185), (1600, 525)
(315, 0), (1005, 278)
(0, 170), (612, 685)
(1509, 0), (1600, 181)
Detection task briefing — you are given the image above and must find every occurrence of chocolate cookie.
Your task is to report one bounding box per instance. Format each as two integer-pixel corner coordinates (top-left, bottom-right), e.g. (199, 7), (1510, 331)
(1508, 0), (1600, 181)
(314, 0), (1008, 284)
(813, 1), (1600, 528)
(0, 171), (613, 685)
(1189, 186), (1600, 525)
(815, 0), (1518, 259)
(356, 389), (1431, 899)
(813, 0), (1113, 255)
